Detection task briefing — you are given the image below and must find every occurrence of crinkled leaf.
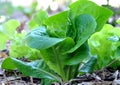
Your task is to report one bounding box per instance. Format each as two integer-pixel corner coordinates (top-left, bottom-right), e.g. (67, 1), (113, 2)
(88, 24), (120, 69)
(67, 14), (96, 53)
(3, 19), (20, 36)
(10, 41), (41, 60)
(69, 0), (113, 31)
(10, 32), (41, 60)
(24, 26), (65, 50)
(107, 35), (119, 42)
(88, 24), (120, 56)
(44, 11), (68, 37)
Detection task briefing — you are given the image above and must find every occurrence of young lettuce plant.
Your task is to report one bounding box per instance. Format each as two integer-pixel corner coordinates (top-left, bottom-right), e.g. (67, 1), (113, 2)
(0, 19), (20, 50)
(0, 19), (40, 60)
(88, 24), (120, 70)
(2, 0), (113, 84)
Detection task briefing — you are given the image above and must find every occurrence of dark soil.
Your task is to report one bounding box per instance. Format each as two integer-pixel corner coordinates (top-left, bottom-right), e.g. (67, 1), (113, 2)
(1, 68), (120, 85)
(0, 70), (41, 85)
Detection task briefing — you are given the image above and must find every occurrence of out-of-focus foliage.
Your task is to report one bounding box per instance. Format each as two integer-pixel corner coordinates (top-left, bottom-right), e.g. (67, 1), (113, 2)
(0, 19), (41, 60)
(88, 24), (120, 70)
(0, 2), (15, 15)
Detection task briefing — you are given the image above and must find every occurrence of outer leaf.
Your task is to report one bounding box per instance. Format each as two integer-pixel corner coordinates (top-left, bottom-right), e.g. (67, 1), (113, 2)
(116, 19), (120, 25)
(10, 32), (41, 60)
(41, 79), (53, 85)
(29, 10), (48, 29)
(69, 0), (113, 31)
(2, 57), (16, 70)
(79, 55), (97, 73)
(0, 31), (9, 49)
(11, 58), (61, 82)
(24, 26), (65, 50)
(0, 19), (20, 49)
(0, 2), (14, 15)
(28, 20), (39, 29)
(31, 1), (38, 11)
(34, 10), (48, 25)
(67, 14), (96, 53)
(44, 11), (68, 37)
(3, 19), (20, 36)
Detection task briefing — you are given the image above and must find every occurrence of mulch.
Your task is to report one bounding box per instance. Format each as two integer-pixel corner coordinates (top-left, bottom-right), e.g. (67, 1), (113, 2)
(0, 68), (120, 85)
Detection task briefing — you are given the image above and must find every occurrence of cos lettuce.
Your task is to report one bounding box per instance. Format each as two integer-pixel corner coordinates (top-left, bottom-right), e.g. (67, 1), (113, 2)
(2, 0), (113, 84)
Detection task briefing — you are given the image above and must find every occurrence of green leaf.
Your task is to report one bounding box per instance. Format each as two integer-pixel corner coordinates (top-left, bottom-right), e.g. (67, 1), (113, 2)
(67, 14), (96, 53)
(40, 37), (75, 80)
(10, 40), (41, 60)
(0, 31), (9, 49)
(0, 20), (20, 49)
(3, 19), (20, 36)
(69, 0), (113, 31)
(79, 55), (97, 73)
(21, 0), (113, 82)
(107, 35), (119, 42)
(11, 58), (61, 81)
(66, 44), (89, 65)
(31, 1), (38, 11)
(0, 2), (15, 15)
(41, 79), (53, 85)
(24, 26), (65, 50)
(88, 24), (120, 69)
(28, 20), (39, 29)
(9, 32), (41, 60)
(2, 57), (16, 70)
(44, 11), (68, 37)
(34, 10), (48, 25)
(66, 19), (76, 39)
(28, 10), (48, 29)
(116, 19), (120, 25)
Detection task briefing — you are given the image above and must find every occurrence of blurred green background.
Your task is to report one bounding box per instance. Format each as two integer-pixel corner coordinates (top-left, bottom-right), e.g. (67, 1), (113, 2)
(0, 0), (120, 26)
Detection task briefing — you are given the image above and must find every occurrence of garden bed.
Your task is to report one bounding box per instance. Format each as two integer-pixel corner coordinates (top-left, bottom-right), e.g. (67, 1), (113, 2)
(1, 68), (120, 85)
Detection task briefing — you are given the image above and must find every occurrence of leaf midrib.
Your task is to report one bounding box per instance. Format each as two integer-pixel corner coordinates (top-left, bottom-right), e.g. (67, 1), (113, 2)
(52, 47), (65, 80)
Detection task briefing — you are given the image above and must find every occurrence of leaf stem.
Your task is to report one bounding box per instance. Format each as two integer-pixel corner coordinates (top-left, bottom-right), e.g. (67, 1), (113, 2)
(52, 47), (66, 81)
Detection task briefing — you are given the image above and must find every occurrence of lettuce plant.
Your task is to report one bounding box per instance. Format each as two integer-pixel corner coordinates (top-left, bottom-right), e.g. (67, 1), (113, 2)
(0, 19), (40, 59)
(0, 19), (20, 50)
(88, 24), (120, 70)
(2, 0), (113, 84)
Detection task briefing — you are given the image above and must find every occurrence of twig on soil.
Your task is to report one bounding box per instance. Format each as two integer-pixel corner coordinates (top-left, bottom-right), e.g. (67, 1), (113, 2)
(30, 76), (34, 85)
(94, 58), (119, 74)
(67, 78), (85, 85)
(2, 76), (21, 82)
(13, 71), (27, 85)
(3, 73), (10, 85)
(106, 58), (118, 68)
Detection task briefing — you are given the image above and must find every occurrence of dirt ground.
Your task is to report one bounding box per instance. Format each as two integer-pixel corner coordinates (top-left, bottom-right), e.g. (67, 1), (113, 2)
(0, 68), (120, 85)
